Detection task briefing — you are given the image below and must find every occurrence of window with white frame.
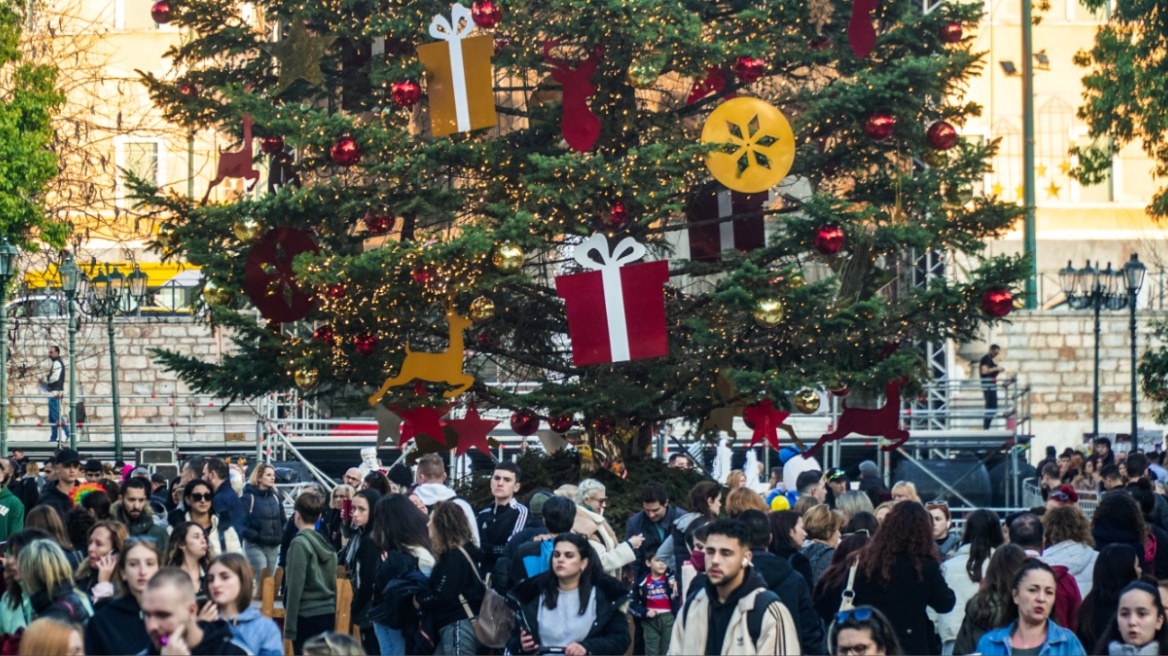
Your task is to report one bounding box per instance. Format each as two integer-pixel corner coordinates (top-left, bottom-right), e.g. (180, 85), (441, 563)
(116, 138), (165, 206)
(1072, 132), (1114, 203)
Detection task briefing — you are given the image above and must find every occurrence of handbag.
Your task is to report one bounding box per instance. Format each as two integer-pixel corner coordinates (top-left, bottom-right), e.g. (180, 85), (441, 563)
(838, 562), (859, 612)
(457, 547), (516, 649)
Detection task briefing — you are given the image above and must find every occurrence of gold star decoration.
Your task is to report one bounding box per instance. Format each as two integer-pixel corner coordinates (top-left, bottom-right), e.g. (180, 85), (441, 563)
(265, 21), (337, 94)
(1046, 181), (1062, 198)
(991, 182), (1004, 196)
(1059, 160), (1072, 175)
(1036, 164), (1048, 177)
(1016, 185), (1025, 199)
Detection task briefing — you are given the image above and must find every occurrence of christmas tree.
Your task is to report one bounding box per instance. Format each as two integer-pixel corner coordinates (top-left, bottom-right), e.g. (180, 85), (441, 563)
(137, 0), (1027, 457)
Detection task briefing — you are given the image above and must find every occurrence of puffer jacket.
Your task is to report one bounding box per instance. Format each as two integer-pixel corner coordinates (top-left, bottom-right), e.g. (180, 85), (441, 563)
(1043, 540), (1099, 597)
(800, 541), (834, 588)
(240, 484), (285, 547)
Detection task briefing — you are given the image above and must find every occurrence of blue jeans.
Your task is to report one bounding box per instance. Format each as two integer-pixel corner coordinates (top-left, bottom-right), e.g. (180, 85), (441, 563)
(437, 619), (477, 655)
(48, 396), (68, 442)
(373, 623), (405, 656)
(244, 542), (280, 584)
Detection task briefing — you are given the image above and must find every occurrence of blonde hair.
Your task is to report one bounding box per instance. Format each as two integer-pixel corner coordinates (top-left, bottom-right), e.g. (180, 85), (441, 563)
(332, 484), (355, 501)
(803, 504), (845, 541)
(18, 617), (79, 656)
(891, 481), (921, 503)
(302, 631), (364, 655)
(874, 501), (896, 520)
(793, 494), (820, 515)
(249, 463), (274, 487)
(725, 470), (746, 489)
(725, 488), (767, 517)
(24, 462), (39, 477)
(18, 540), (75, 598)
(835, 490), (874, 519)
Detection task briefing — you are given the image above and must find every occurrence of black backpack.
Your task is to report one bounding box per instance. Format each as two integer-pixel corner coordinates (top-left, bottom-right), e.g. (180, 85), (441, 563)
(682, 587), (782, 647)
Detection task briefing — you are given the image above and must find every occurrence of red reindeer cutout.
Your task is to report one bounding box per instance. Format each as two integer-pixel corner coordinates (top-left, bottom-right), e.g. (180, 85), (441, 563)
(202, 115), (260, 204)
(805, 378), (909, 457)
(543, 41), (603, 152)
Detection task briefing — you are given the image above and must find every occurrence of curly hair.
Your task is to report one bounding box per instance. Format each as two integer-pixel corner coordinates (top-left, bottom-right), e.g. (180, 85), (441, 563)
(1042, 505), (1094, 548)
(429, 501), (474, 556)
(856, 500), (937, 583)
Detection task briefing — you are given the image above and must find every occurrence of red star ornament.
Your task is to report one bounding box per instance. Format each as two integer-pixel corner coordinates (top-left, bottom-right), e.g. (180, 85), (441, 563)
(446, 404), (500, 456)
(742, 399), (791, 450)
(392, 405), (451, 447)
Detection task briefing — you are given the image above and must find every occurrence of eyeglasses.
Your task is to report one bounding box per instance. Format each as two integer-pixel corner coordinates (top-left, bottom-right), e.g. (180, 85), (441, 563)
(188, 493), (212, 502)
(836, 607), (874, 624)
(925, 500), (948, 508)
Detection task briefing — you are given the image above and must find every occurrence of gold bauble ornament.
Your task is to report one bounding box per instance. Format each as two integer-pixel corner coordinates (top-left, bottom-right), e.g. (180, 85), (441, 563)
(945, 182), (974, 205)
(294, 368), (319, 389)
(627, 62), (660, 88)
(752, 298), (785, 327)
(922, 150), (947, 168)
(492, 242), (525, 274)
(232, 218), (264, 242)
(794, 388), (821, 414)
(202, 281), (232, 307)
(469, 296), (496, 322)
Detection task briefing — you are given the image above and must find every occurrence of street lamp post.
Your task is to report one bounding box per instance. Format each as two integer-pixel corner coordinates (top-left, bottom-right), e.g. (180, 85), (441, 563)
(1060, 257), (1135, 439)
(83, 263), (147, 462)
(58, 253), (85, 451)
(1123, 254), (1147, 439)
(0, 239), (18, 456)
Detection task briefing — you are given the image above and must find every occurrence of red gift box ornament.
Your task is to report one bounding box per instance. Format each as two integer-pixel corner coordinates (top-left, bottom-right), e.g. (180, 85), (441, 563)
(687, 182), (770, 262)
(555, 233), (670, 366)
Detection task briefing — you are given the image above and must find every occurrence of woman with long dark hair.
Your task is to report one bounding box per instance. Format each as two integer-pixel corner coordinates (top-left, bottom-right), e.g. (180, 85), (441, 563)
(507, 532), (631, 656)
(1094, 580), (1168, 655)
(371, 494), (435, 656)
(770, 510), (815, 589)
(937, 509), (1003, 655)
(975, 559), (1086, 655)
(416, 500), (486, 655)
(342, 488), (382, 654)
(1077, 543), (1142, 650)
(83, 537), (161, 655)
(168, 479), (242, 557)
(813, 533), (871, 619)
(954, 544), (1028, 655)
(1092, 491), (1148, 570)
(816, 501), (955, 655)
(165, 521), (213, 606)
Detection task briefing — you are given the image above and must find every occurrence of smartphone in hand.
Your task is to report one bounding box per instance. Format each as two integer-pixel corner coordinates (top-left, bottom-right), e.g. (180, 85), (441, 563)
(342, 498), (352, 521)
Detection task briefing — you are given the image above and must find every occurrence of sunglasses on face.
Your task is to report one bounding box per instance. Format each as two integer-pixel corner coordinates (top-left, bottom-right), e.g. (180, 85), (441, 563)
(188, 493), (212, 502)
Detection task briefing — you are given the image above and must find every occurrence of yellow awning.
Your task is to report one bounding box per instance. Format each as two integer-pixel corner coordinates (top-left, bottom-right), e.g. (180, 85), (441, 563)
(24, 262), (201, 289)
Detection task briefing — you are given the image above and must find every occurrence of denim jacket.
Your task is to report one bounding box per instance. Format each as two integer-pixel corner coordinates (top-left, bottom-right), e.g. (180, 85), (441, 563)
(976, 620), (1087, 655)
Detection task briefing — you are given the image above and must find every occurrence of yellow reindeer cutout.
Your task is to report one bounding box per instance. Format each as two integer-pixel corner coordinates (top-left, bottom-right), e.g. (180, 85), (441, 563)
(368, 308), (475, 404)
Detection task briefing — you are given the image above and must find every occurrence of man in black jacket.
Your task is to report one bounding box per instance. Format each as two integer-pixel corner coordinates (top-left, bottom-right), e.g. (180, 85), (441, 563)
(36, 448), (81, 522)
(739, 509), (825, 654)
(140, 568), (249, 655)
(626, 482), (686, 577)
(494, 495), (577, 591)
(477, 461), (529, 574)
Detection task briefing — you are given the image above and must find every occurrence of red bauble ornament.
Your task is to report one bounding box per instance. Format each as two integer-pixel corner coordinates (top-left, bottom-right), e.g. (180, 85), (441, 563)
(364, 213), (395, 235)
(177, 81), (197, 99)
(353, 332), (379, 356)
(548, 414), (575, 433)
(814, 224), (846, 255)
(494, 34), (512, 54)
(600, 201), (630, 230)
(150, 0), (172, 24)
(981, 288), (1014, 318)
(312, 324), (335, 345)
(471, 0), (502, 28)
(940, 21), (963, 44)
(411, 268), (433, 286)
(510, 408), (540, 436)
(591, 417), (615, 436)
(733, 56), (766, 84)
(809, 35), (832, 51)
(926, 121), (959, 151)
(865, 113), (896, 140)
(259, 136), (284, 155)
(390, 80), (422, 107)
(330, 137), (361, 167)
(830, 384), (851, 397)
(326, 283), (347, 299)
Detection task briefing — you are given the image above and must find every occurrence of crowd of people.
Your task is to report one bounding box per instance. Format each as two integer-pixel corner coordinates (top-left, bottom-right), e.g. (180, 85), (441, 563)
(0, 437), (1165, 655)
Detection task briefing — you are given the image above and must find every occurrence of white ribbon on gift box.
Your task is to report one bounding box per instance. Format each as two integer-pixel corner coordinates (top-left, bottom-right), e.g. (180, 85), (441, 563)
(716, 187), (781, 253)
(428, 3), (476, 132)
(572, 233), (647, 362)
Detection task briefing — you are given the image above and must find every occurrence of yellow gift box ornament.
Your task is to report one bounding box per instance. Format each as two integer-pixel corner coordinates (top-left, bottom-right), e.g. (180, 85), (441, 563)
(417, 3), (497, 137)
